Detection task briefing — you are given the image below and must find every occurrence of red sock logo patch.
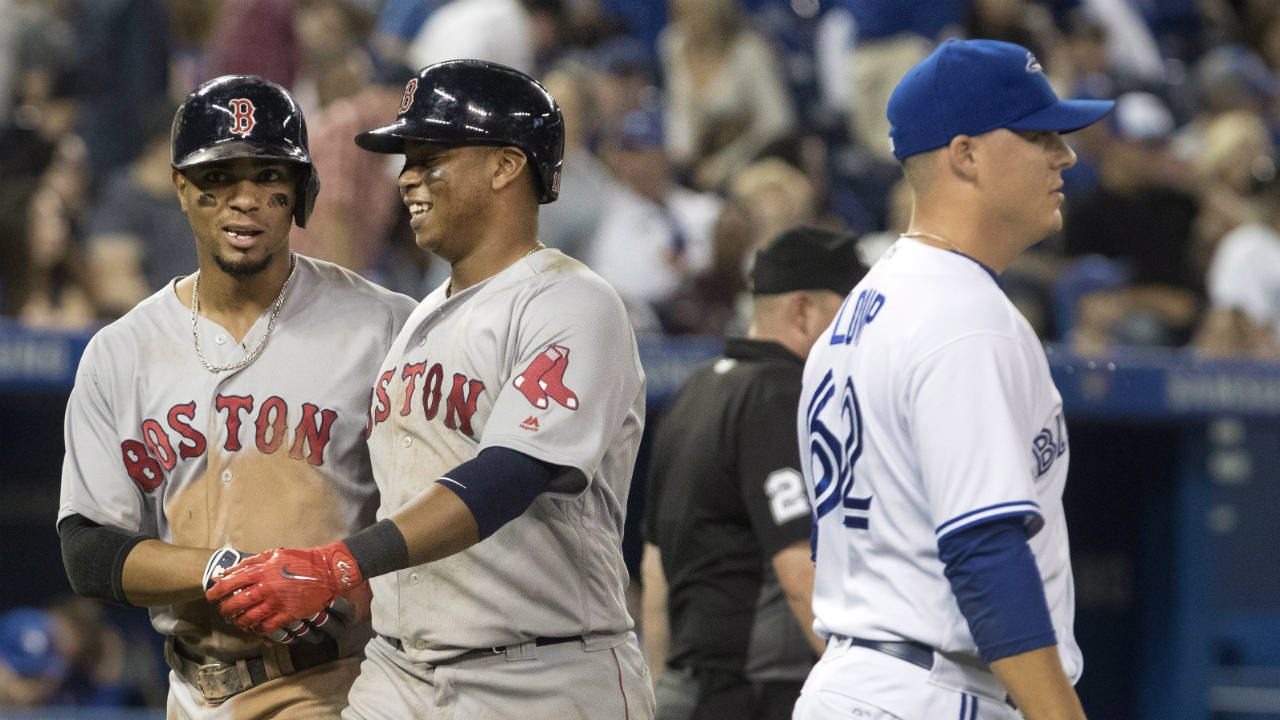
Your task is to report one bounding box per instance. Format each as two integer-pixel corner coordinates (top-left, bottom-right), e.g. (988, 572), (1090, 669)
(514, 345), (579, 410)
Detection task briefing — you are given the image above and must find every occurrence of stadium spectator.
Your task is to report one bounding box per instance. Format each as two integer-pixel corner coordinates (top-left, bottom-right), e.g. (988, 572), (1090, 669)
(655, 200), (756, 337)
(208, 0), (300, 90)
(407, 0), (565, 76)
(10, 154), (95, 329)
(728, 157), (820, 255)
(1063, 91), (1204, 352)
(588, 107), (722, 333)
(658, 0), (796, 191)
(83, 103), (192, 318)
(291, 0), (379, 115)
(1193, 109), (1275, 245)
(537, 59), (623, 262)
(0, 608), (67, 709)
(71, 0), (170, 190)
(1197, 177), (1280, 358)
(45, 598), (132, 708)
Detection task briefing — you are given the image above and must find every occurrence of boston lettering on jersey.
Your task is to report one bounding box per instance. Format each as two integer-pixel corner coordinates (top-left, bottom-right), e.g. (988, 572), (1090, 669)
(120, 396), (340, 492)
(367, 359), (486, 438)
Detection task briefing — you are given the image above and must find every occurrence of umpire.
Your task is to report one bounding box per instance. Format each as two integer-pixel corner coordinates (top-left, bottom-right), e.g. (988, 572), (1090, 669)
(642, 226), (868, 719)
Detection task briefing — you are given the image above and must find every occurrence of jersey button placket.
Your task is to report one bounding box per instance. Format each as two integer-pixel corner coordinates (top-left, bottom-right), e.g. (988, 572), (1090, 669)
(401, 436), (413, 448)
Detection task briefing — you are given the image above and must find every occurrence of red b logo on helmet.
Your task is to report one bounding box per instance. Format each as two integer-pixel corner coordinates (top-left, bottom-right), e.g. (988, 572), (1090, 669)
(399, 79), (418, 115)
(229, 98), (256, 136)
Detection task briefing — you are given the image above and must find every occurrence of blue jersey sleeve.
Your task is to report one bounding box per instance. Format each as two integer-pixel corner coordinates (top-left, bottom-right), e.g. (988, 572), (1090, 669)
(937, 516), (1057, 664)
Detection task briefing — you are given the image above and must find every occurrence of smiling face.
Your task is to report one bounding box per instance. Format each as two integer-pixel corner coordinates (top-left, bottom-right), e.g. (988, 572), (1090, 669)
(980, 128), (1077, 239)
(396, 143), (498, 260)
(173, 157), (298, 278)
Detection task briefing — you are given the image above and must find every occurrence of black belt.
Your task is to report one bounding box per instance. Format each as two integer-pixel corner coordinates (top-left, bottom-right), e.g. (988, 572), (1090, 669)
(837, 636), (1018, 710)
(381, 634), (582, 664)
(842, 637), (935, 671)
(164, 635), (340, 702)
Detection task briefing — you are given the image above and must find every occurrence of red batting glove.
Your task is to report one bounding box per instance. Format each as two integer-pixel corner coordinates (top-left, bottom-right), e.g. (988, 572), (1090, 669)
(205, 541), (364, 636)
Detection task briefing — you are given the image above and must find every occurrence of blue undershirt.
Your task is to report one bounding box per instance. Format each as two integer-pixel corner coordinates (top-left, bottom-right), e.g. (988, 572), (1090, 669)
(937, 516), (1057, 664)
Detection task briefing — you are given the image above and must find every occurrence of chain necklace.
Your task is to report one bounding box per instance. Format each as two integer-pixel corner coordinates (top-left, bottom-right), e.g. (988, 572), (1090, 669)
(191, 252), (297, 374)
(901, 230), (963, 254)
(901, 230), (999, 278)
(446, 242), (545, 297)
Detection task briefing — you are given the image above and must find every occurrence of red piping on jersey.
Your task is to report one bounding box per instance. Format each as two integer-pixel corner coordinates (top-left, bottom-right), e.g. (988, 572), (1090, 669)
(611, 647), (630, 719)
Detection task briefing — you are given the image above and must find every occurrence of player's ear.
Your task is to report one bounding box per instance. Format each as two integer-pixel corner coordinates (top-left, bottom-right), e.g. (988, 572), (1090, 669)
(172, 170), (190, 212)
(945, 135), (979, 183)
(490, 147), (530, 195)
(786, 290), (811, 334)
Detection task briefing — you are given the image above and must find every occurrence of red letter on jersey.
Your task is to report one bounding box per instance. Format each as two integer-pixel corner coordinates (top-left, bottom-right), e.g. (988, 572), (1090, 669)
(289, 403), (338, 466)
(255, 395), (289, 454)
(423, 363), (444, 420)
(216, 395), (254, 451)
(142, 419), (177, 471)
(121, 439), (163, 492)
(168, 402), (206, 460)
(444, 374), (484, 437)
(372, 370), (394, 425)
(401, 362), (427, 416)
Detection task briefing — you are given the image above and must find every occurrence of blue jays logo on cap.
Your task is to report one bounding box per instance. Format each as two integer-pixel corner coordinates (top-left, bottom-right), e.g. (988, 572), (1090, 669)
(887, 39), (1113, 160)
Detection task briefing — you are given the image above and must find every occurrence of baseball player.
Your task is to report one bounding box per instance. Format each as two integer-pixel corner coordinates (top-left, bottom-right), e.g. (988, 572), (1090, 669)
(642, 226), (867, 720)
(794, 40), (1113, 720)
(206, 60), (655, 719)
(56, 75), (416, 718)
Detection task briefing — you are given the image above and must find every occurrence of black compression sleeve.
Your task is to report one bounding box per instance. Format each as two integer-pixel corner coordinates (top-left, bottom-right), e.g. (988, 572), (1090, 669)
(57, 514), (152, 606)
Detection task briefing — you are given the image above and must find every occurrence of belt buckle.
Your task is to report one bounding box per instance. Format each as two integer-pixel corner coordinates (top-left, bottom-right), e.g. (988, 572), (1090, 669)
(194, 660), (240, 703)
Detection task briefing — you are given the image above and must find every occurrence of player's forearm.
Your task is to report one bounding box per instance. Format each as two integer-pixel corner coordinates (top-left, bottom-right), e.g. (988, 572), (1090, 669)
(639, 543), (670, 683)
(771, 543), (826, 656)
(389, 482), (481, 568)
(121, 539), (218, 606)
(991, 646), (1087, 720)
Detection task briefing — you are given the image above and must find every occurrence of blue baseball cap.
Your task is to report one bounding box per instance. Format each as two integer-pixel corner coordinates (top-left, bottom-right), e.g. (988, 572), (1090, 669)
(0, 608), (66, 679)
(618, 108), (664, 151)
(887, 39), (1114, 160)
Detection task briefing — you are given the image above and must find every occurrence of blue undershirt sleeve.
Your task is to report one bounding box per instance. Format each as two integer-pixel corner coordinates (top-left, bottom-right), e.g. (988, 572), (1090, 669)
(937, 516), (1057, 664)
(436, 446), (557, 540)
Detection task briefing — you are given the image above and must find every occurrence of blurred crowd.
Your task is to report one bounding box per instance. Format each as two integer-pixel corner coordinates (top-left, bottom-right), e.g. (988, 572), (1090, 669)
(3, 0), (1280, 708)
(3, 0), (1280, 359)
(0, 598), (167, 709)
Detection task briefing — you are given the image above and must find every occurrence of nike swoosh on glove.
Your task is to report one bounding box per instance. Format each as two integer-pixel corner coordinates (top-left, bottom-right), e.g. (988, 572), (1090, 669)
(205, 542), (365, 637)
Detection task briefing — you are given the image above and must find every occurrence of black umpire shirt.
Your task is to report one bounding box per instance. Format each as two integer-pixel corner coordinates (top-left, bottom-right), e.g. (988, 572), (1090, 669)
(644, 338), (817, 682)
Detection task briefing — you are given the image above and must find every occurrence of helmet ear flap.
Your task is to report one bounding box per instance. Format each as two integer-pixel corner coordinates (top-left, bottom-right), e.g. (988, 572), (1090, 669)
(294, 166), (320, 228)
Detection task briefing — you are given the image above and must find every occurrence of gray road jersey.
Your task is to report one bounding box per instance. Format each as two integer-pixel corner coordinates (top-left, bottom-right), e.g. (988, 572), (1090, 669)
(366, 249), (645, 661)
(58, 255), (416, 660)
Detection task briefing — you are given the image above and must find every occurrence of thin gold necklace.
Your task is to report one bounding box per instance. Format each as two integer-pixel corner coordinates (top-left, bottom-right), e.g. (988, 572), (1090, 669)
(901, 230), (963, 254)
(447, 242), (545, 297)
(191, 252), (297, 374)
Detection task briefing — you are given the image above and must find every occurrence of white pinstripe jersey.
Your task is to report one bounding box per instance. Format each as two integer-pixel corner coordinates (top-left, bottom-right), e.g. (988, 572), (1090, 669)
(798, 238), (1081, 694)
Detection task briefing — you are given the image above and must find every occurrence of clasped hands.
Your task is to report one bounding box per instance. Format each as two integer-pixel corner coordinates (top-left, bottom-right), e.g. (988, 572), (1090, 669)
(203, 542), (366, 643)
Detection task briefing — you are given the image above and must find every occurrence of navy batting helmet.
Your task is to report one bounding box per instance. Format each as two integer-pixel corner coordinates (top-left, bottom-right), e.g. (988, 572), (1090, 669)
(355, 60), (564, 203)
(171, 75), (321, 227)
